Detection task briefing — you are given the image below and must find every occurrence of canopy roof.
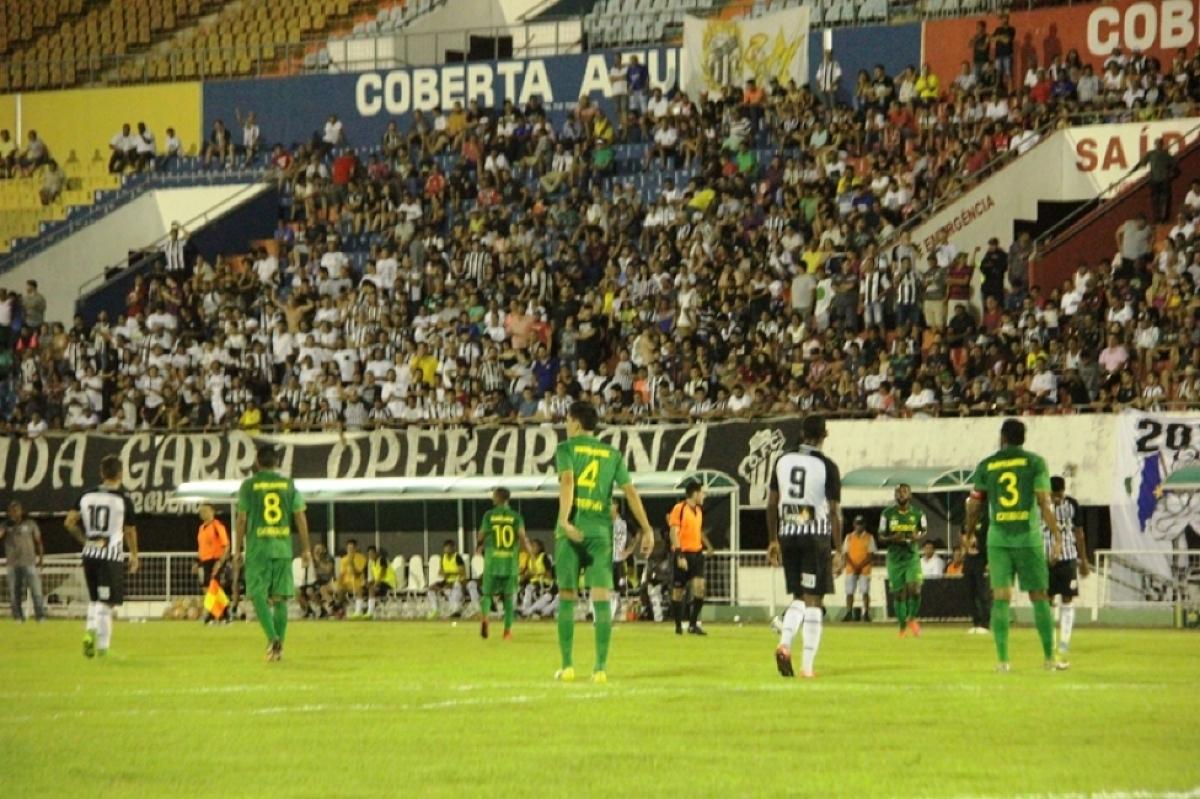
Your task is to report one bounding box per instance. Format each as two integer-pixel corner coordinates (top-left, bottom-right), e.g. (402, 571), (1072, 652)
(841, 467), (974, 494)
(1163, 466), (1200, 492)
(173, 470), (739, 503)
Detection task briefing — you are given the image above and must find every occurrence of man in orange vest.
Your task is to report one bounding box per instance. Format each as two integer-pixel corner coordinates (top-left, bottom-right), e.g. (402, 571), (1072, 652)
(841, 515), (877, 622)
(197, 503), (231, 624)
(668, 480), (713, 636)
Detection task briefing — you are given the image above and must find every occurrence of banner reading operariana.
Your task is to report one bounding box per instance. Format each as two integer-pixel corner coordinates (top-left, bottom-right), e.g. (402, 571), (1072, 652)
(1112, 412), (1200, 579)
(681, 6), (810, 98)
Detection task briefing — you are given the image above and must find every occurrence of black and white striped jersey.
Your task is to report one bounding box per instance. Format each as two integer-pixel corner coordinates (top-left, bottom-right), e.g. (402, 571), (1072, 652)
(1043, 496), (1082, 561)
(773, 445), (841, 537)
(77, 485), (136, 561)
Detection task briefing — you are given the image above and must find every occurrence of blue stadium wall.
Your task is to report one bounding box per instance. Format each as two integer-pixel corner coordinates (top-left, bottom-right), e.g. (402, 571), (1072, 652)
(201, 24), (920, 147)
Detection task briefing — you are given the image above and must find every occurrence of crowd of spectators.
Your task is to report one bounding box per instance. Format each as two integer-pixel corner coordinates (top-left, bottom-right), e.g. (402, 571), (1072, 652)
(3, 37), (1200, 434)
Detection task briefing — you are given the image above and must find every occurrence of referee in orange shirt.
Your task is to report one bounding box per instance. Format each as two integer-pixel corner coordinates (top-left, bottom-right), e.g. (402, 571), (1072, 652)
(197, 503), (230, 624)
(668, 480), (713, 636)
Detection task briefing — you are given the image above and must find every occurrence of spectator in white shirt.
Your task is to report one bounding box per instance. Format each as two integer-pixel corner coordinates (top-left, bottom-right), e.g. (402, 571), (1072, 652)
(108, 123), (135, 173)
(237, 110), (261, 166)
(133, 122), (156, 171)
(920, 542), (945, 578)
(322, 114), (344, 154)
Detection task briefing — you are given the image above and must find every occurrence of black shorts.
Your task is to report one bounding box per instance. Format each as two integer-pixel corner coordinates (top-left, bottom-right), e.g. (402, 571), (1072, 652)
(782, 536), (833, 598)
(83, 557), (126, 605)
(200, 559), (223, 586)
(1048, 559), (1079, 599)
(671, 552), (706, 587)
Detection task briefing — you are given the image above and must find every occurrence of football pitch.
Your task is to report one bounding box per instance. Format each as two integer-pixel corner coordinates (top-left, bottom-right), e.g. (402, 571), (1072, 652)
(1, 619), (1197, 799)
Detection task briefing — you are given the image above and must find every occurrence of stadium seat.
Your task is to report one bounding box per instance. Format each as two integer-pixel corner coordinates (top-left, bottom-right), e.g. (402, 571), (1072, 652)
(406, 555), (427, 591)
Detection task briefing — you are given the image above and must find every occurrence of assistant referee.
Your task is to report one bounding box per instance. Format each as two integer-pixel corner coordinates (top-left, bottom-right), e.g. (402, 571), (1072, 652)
(669, 480), (711, 636)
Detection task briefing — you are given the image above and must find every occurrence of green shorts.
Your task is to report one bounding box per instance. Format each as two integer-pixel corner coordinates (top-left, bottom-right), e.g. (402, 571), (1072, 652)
(554, 530), (613, 592)
(245, 557), (295, 599)
(481, 571), (518, 597)
(988, 545), (1048, 593)
(886, 555), (922, 592)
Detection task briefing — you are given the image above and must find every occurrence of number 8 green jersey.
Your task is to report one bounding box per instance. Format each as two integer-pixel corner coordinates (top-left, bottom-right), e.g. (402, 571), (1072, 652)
(237, 469), (306, 561)
(968, 446), (1050, 548)
(555, 434), (630, 537)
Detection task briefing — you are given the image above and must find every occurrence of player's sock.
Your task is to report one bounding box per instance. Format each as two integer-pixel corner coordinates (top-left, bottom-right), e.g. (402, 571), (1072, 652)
(354, 599), (364, 616)
(481, 595), (492, 618)
(449, 584), (464, 614)
(467, 582), (480, 607)
(1059, 604), (1075, 651)
(800, 607), (822, 674)
(1032, 599), (1055, 661)
(611, 593), (620, 619)
(992, 599), (1011, 663)
(273, 601), (289, 644)
(895, 595), (907, 630)
(557, 599), (576, 668)
(520, 585), (535, 614)
(86, 601), (99, 632)
(367, 598), (376, 616)
(252, 594), (278, 643)
(908, 593), (921, 621)
(503, 595), (515, 631)
(671, 598), (683, 631)
(689, 596), (704, 627)
(779, 599), (805, 649)
(593, 600), (612, 672)
(96, 604), (113, 651)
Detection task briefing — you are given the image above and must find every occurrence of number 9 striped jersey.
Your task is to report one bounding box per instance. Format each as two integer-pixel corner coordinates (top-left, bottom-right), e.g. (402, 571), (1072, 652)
(773, 445), (841, 537)
(237, 468), (306, 560)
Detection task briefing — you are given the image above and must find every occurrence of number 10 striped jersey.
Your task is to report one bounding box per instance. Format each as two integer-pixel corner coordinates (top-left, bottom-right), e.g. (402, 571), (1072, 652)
(237, 469), (305, 561)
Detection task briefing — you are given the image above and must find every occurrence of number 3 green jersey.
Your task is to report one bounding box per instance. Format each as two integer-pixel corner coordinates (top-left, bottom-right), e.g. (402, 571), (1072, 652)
(555, 435), (630, 537)
(481, 505), (524, 575)
(968, 446), (1050, 548)
(237, 469), (306, 561)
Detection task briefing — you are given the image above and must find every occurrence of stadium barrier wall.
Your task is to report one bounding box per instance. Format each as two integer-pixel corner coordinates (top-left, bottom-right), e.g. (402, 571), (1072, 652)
(0, 184), (265, 324)
(922, 0), (1200, 92)
(0, 415), (1160, 515)
(8, 82), (203, 167)
(814, 23), (922, 107)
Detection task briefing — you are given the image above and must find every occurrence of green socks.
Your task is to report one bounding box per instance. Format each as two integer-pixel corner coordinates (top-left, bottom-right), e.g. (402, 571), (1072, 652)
(557, 599), (576, 668)
(992, 599), (1011, 663)
(481, 596), (492, 617)
(1032, 599), (1055, 660)
(895, 595), (907, 629)
(593, 600), (612, 672)
(503, 595), (515, 631)
(908, 593), (921, 621)
(252, 594), (277, 644)
(273, 600), (289, 644)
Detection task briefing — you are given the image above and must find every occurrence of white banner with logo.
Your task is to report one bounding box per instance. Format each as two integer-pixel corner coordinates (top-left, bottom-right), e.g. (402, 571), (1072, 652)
(681, 7), (810, 97)
(1112, 412), (1200, 579)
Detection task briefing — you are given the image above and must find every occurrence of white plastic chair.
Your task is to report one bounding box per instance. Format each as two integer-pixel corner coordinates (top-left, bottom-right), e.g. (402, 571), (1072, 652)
(406, 555), (427, 591)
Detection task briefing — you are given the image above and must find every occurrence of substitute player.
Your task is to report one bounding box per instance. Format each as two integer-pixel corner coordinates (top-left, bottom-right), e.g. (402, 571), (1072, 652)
(878, 484), (927, 637)
(64, 455), (139, 658)
(237, 445), (312, 662)
(1045, 476), (1089, 667)
(964, 419), (1064, 672)
(767, 415), (842, 679)
(554, 401), (655, 683)
(840, 515), (875, 622)
(668, 480), (713, 636)
(479, 487), (531, 640)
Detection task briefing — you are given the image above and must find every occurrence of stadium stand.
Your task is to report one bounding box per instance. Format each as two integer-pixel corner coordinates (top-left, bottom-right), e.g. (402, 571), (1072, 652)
(2, 37), (1196, 433)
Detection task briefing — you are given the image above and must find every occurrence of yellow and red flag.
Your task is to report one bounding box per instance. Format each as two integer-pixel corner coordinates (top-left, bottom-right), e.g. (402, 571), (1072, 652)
(203, 579), (228, 618)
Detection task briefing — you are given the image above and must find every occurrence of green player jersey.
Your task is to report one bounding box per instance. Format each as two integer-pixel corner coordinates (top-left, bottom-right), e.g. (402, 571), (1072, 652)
(237, 469), (306, 561)
(480, 505), (525, 561)
(968, 446), (1050, 548)
(879, 505), (926, 559)
(554, 434), (630, 537)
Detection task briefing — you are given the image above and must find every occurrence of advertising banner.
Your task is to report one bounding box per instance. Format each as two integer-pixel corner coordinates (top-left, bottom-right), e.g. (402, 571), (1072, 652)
(1112, 412), (1200, 579)
(202, 47), (679, 148)
(682, 6), (811, 96)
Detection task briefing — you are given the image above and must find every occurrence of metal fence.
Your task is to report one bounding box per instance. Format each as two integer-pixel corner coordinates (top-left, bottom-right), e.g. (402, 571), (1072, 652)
(1093, 549), (1200, 623)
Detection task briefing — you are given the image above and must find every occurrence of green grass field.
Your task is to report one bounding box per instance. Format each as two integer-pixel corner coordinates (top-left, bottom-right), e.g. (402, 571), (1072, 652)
(1, 618), (1197, 799)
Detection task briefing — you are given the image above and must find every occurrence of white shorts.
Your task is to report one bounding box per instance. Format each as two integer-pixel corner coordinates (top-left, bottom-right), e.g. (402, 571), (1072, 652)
(844, 572), (871, 595)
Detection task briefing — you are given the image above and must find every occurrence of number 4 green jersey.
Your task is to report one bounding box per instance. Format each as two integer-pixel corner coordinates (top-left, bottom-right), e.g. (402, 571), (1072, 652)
(555, 434), (630, 537)
(968, 446), (1050, 548)
(481, 505), (525, 576)
(237, 469), (306, 561)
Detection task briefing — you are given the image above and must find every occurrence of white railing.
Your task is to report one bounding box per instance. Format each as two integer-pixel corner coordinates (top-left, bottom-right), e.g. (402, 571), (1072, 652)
(1093, 549), (1200, 624)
